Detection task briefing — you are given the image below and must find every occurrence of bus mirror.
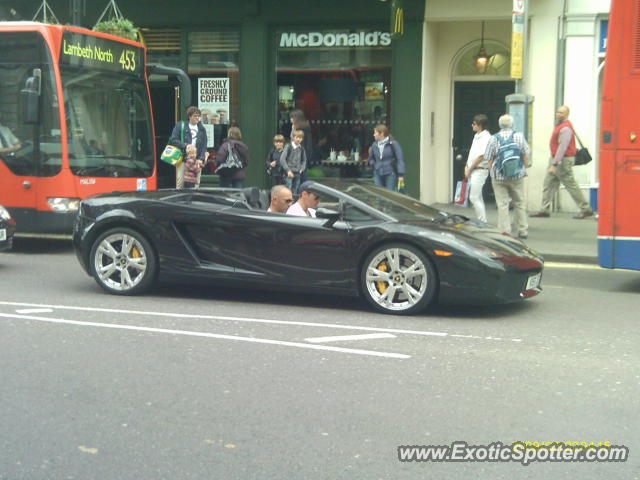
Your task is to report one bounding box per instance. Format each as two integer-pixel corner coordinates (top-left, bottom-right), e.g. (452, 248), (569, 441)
(21, 69), (42, 124)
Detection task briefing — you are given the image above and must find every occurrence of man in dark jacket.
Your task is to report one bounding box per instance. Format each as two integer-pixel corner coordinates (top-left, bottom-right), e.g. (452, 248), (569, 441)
(169, 106), (208, 189)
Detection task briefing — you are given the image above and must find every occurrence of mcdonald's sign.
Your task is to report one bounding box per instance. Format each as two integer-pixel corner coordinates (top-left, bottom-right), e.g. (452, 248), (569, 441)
(391, 0), (404, 39)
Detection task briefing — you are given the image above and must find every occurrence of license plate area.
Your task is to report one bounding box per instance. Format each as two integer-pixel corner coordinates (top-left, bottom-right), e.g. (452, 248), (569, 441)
(526, 272), (541, 290)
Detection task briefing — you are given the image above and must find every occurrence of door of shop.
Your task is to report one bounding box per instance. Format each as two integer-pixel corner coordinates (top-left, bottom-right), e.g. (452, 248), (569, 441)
(150, 83), (179, 188)
(452, 81), (515, 203)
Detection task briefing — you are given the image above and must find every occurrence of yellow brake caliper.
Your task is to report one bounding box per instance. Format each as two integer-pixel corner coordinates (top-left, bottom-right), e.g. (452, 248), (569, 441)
(131, 246), (141, 258)
(377, 261), (389, 293)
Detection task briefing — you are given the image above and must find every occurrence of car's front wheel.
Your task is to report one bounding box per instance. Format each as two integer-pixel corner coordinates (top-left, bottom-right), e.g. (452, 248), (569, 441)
(89, 227), (157, 295)
(361, 243), (437, 315)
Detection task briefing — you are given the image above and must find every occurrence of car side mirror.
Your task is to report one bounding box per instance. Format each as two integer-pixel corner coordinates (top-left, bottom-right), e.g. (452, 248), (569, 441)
(316, 207), (340, 227)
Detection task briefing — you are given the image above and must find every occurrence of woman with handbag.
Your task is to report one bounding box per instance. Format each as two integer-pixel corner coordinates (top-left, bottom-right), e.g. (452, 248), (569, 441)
(216, 126), (249, 188)
(168, 106), (208, 189)
(368, 124), (405, 191)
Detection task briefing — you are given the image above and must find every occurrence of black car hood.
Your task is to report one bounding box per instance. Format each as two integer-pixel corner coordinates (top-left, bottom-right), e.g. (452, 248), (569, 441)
(397, 217), (541, 259)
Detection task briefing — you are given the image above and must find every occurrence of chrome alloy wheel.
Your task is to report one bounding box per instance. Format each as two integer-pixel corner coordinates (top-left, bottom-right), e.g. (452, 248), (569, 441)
(365, 247), (429, 312)
(93, 233), (148, 292)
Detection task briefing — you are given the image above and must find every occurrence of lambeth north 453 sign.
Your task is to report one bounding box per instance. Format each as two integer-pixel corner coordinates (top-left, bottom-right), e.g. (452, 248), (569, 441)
(59, 32), (144, 76)
(279, 31), (391, 48)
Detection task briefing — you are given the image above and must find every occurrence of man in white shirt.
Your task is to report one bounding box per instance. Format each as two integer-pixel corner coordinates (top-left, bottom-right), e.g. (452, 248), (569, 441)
(286, 181), (319, 217)
(0, 113), (21, 156)
(464, 114), (491, 223)
(267, 185), (293, 213)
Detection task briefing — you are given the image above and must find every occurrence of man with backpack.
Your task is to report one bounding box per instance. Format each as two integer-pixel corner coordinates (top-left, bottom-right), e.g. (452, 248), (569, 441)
(484, 114), (531, 239)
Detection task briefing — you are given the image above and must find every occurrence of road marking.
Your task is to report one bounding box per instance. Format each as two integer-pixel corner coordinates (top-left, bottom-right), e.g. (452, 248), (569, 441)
(0, 301), (522, 343)
(544, 262), (601, 270)
(305, 333), (396, 343)
(15, 308), (53, 314)
(0, 312), (410, 360)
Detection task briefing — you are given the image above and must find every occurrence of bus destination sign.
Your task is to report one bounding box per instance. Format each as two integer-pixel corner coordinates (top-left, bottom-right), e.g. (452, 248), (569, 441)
(60, 32), (143, 76)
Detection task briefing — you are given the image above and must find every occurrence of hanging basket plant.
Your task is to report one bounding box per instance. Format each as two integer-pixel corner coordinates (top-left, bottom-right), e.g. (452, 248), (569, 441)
(92, 0), (139, 41)
(93, 18), (138, 41)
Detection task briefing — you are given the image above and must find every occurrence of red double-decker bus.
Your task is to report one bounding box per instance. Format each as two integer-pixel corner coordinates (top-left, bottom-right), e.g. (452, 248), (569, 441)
(0, 22), (156, 234)
(598, 0), (640, 270)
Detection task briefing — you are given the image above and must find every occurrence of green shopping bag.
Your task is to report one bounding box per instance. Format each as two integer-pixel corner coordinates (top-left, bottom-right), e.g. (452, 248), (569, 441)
(160, 145), (183, 166)
(160, 121), (184, 166)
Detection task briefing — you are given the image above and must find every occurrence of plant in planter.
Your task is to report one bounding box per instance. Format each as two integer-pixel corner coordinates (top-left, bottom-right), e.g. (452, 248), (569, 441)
(92, 0), (139, 41)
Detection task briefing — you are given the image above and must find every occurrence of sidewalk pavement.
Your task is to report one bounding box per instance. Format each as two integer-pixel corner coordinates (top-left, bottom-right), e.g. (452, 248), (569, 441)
(433, 203), (598, 264)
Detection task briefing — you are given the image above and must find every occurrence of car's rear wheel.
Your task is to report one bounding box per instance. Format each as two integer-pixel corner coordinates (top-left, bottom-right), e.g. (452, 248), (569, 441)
(89, 227), (157, 295)
(361, 243), (437, 315)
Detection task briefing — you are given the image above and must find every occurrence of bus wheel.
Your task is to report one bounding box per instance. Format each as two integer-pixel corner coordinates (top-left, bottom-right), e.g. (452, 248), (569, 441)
(89, 227), (157, 295)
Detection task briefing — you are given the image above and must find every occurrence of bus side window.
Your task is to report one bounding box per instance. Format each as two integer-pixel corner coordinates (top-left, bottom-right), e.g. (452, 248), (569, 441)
(0, 32), (61, 177)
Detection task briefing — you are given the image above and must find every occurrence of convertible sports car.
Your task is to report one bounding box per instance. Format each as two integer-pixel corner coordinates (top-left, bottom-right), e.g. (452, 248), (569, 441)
(73, 181), (543, 315)
(0, 204), (16, 252)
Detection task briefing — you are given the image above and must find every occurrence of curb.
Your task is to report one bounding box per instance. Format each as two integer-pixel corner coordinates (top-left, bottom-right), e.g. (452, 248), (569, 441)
(539, 253), (599, 265)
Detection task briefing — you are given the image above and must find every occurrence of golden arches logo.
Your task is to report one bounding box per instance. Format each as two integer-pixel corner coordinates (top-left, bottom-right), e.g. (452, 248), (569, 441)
(393, 7), (404, 36)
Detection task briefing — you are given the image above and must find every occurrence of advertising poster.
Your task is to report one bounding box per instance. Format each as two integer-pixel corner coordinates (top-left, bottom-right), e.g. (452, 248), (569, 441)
(198, 77), (230, 148)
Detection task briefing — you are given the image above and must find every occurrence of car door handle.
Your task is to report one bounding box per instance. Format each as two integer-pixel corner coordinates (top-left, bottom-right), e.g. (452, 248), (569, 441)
(23, 180), (32, 189)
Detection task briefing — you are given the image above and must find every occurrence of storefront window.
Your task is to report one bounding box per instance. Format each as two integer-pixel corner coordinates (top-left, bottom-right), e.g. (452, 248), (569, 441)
(188, 31), (239, 150)
(276, 29), (392, 180)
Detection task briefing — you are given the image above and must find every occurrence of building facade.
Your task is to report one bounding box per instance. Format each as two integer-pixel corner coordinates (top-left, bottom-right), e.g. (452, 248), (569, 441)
(3, 0), (611, 210)
(421, 0), (611, 212)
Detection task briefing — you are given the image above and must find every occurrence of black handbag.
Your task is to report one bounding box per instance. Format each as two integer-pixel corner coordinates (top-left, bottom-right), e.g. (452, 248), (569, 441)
(573, 131), (592, 166)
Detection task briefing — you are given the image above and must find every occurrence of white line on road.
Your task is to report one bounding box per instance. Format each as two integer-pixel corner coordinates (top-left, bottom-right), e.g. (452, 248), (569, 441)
(305, 333), (396, 343)
(15, 308), (54, 314)
(0, 301), (522, 343)
(0, 312), (410, 360)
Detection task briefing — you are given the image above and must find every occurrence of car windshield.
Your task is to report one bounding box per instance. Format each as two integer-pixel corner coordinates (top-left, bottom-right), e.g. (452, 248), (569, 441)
(329, 181), (443, 221)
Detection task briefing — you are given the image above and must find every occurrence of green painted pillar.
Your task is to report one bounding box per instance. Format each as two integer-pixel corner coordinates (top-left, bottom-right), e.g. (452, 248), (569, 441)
(391, 18), (423, 199)
(239, 17), (269, 188)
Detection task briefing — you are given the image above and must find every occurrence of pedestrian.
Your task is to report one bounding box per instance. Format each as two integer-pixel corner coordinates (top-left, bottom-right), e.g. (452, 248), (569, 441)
(464, 114), (491, 222)
(483, 114), (531, 239)
(0, 111), (21, 157)
(289, 109), (313, 182)
(280, 129), (308, 194)
(286, 181), (320, 217)
(267, 185), (293, 213)
(216, 126), (249, 188)
(168, 106), (208, 189)
(182, 145), (203, 189)
(368, 124), (405, 191)
(266, 134), (286, 186)
(530, 105), (594, 219)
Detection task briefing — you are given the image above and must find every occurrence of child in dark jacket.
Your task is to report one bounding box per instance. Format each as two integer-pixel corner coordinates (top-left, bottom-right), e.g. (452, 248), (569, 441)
(266, 134), (285, 186)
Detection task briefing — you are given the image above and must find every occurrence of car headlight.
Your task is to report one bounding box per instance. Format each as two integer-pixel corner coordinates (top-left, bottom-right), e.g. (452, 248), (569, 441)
(0, 205), (11, 221)
(47, 197), (80, 212)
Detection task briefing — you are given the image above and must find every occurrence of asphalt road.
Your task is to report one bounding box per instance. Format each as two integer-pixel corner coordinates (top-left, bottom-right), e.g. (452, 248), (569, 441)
(0, 238), (638, 480)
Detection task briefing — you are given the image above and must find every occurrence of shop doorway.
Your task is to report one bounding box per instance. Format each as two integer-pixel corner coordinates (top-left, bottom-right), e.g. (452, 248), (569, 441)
(149, 83), (179, 188)
(452, 81), (515, 202)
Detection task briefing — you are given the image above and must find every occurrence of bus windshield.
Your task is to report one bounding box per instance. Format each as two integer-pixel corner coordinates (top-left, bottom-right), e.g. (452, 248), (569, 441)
(60, 67), (154, 178)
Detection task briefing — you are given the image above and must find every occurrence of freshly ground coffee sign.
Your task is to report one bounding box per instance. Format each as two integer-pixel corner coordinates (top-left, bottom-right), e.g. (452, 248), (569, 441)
(279, 31), (391, 48)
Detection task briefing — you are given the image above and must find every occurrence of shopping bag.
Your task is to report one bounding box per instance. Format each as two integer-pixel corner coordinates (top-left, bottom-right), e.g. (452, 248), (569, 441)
(160, 145), (183, 166)
(454, 179), (470, 207)
(397, 178), (406, 194)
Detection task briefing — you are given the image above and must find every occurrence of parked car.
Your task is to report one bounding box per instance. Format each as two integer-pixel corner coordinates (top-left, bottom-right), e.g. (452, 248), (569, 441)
(0, 204), (15, 251)
(72, 181), (543, 315)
